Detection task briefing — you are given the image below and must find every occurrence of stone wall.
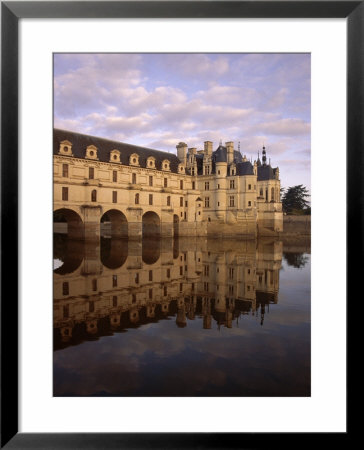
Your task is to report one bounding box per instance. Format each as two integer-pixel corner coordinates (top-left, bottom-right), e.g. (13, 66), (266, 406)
(282, 215), (311, 236)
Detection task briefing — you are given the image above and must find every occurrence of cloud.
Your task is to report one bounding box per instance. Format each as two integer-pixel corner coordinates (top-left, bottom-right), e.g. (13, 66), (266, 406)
(251, 118), (310, 136)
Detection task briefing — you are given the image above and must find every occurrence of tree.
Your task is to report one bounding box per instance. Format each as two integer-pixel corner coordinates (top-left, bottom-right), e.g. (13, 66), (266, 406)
(281, 185), (310, 214)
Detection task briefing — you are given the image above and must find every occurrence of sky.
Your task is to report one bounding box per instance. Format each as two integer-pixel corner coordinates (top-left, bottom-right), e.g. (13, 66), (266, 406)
(54, 53), (311, 191)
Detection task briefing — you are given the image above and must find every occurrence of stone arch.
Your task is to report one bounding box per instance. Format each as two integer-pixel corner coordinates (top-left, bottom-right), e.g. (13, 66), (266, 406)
(142, 211), (160, 238)
(101, 209), (128, 238)
(53, 208), (84, 240)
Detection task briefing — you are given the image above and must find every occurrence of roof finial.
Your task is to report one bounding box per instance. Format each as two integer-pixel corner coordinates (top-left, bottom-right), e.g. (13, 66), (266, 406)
(262, 144), (267, 165)
(238, 141), (241, 153)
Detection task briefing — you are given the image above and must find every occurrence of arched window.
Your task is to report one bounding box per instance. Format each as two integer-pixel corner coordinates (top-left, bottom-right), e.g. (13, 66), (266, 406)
(91, 190), (97, 202)
(135, 193), (139, 204)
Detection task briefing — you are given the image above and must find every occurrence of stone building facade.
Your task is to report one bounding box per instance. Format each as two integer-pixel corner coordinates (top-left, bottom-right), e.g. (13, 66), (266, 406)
(53, 129), (283, 240)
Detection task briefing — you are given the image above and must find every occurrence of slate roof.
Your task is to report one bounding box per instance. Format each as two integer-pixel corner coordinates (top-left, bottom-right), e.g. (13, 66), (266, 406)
(236, 161), (254, 176)
(257, 164), (277, 181)
(212, 145), (243, 164)
(53, 129), (182, 173)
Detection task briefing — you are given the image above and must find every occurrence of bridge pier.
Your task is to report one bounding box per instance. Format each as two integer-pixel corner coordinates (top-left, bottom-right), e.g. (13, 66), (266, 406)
(81, 205), (102, 241)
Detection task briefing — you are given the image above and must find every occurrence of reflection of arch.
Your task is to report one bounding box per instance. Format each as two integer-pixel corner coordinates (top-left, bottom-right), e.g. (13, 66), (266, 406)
(101, 209), (128, 238)
(142, 211), (160, 238)
(53, 208), (84, 240)
(173, 236), (179, 259)
(142, 236), (160, 264)
(173, 214), (179, 237)
(53, 234), (84, 274)
(100, 237), (128, 269)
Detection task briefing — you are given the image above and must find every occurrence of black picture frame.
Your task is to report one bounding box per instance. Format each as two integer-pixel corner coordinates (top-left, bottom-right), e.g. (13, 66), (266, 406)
(1, 1), (358, 448)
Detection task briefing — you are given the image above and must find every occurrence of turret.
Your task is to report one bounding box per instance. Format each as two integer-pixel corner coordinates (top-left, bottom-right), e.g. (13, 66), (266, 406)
(176, 142), (188, 165)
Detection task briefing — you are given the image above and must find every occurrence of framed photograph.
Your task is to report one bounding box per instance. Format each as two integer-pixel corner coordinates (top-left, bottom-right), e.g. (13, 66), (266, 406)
(2, 1), (358, 447)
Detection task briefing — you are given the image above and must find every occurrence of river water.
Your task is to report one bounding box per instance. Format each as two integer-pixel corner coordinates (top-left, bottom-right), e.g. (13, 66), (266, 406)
(53, 235), (310, 396)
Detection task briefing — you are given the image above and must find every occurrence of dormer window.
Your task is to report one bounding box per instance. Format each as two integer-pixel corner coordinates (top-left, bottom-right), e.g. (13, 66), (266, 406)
(86, 145), (98, 160)
(147, 157), (156, 169)
(59, 140), (73, 156)
(110, 149), (120, 163)
(178, 164), (185, 173)
(129, 153), (140, 166)
(162, 159), (170, 171)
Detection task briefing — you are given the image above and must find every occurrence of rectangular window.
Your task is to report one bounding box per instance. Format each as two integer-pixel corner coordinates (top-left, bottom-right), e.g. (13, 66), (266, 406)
(63, 305), (69, 318)
(112, 191), (117, 203)
(229, 268), (234, 279)
(248, 201), (252, 207)
(205, 182), (209, 190)
(62, 282), (69, 296)
(204, 282), (209, 292)
(167, 269), (170, 278)
(89, 167), (94, 179)
(180, 266), (183, 275)
(180, 180), (183, 190)
(185, 201), (188, 207)
(164, 178), (168, 187)
(149, 194), (153, 205)
(149, 288), (153, 299)
(204, 265), (209, 276)
(184, 212), (187, 220)
(248, 184), (251, 190)
(180, 197), (183, 207)
(62, 187), (68, 201)
(92, 279), (97, 291)
(135, 273), (139, 284)
(149, 270), (153, 281)
(217, 184), (220, 189)
(164, 286), (167, 296)
(149, 176), (153, 186)
(62, 164), (68, 177)
(112, 275), (117, 287)
(112, 296), (117, 307)
(229, 196), (235, 207)
(192, 181), (195, 190)
(132, 294), (137, 303)
(167, 196), (171, 206)
(192, 168), (195, 176)
(89, 301), (94, 313)
(113, 170), (117, 182)
(229, 285), (234, 296)
(191, 283), (194, 291)
(132, 173), (136, 184)
(230, 180), (235, 189)
(180, 283), (183, 292)
(205, 197), (210, 208)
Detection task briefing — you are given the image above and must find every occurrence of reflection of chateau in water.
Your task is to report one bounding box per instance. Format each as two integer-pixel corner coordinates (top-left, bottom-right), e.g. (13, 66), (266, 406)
(54, 236), (283, 349)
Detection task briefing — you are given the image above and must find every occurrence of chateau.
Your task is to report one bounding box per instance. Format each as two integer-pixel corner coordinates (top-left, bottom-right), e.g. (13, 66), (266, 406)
(53, 129), (283, 240)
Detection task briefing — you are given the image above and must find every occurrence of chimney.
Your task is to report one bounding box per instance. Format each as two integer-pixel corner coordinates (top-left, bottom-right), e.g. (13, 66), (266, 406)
(204, 141), (213, 155)
(226, 141), (234, 164)
(176, 142), (188, 165)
